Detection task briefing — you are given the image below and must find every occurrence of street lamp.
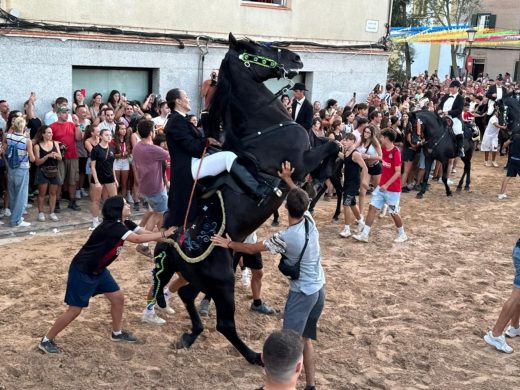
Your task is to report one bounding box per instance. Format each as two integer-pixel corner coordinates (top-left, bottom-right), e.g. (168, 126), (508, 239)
(465, 27), (477, 84)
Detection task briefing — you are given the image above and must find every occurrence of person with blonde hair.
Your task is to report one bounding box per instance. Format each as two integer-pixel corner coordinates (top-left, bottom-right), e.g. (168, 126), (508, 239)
(6, 116), (35, 227)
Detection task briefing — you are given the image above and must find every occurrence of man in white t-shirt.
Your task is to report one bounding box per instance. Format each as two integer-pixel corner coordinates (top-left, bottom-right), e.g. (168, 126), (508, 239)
(481, 109), (507, 167)
(44, 97), (73, 125)
(98, 108), (117, 135)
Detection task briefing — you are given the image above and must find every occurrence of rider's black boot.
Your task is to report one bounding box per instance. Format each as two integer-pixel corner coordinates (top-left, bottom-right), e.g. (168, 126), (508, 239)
(455, 134), (465, 158)
(230, 161), (281, 206)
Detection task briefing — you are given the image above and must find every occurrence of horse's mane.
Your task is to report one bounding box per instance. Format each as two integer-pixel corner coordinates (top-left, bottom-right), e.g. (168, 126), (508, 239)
(415, 109), (445, 128)
(207, 52), (248, 152)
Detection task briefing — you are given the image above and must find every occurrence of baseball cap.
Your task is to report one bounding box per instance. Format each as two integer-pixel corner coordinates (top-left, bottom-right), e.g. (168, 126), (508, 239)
(57, 107), (70, 113)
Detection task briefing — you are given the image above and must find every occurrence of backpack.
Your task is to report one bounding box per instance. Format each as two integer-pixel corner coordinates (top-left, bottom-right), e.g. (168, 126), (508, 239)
(7, 143), (21, 169)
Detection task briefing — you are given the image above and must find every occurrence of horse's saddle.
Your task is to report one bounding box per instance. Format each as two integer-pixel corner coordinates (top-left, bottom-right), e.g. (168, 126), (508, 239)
(170, 191), (226, 263)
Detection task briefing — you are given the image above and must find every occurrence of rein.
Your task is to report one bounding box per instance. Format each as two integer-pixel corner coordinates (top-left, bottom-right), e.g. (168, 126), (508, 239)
(182, 140), (209, 234)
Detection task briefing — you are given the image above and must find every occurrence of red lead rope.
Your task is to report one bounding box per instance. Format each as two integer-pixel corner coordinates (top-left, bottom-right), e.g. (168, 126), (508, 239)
(182, 139), (209, 238)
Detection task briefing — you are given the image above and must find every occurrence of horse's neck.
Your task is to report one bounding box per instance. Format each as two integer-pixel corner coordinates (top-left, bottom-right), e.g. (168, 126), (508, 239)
(229, 74), (290, 130)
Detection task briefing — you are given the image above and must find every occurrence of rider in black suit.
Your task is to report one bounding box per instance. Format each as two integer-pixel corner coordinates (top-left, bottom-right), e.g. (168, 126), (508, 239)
(291, 83), (313, 130)
(164, 88), (278, 228)
(437, 80), (465, 157)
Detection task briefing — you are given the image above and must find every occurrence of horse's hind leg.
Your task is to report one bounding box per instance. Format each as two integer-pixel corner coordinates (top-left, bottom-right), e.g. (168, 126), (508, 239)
(211, 288), (262, 365)
(456, 169), (465, 192)
(417, 155), (433, 199)
(464, 155), (472, 191)
(441, 160), (452, 196)
(331, 174), (343, 222)
(308, 183), (326, 214)
(175, 284), (204, 349)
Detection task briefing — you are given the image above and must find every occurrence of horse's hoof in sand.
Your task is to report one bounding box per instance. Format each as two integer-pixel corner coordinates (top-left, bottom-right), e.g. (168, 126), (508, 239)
(174, 333), (193, 349)
(464, 187), (470, 192)
(447, 192), (453, 197)
(247, 352), (263, 366)
(456, 187), (462, 193)
(416, 193), (424, 199)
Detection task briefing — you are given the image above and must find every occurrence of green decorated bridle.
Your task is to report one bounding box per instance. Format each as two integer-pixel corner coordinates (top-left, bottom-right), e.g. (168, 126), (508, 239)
(238, 52), (280, 69)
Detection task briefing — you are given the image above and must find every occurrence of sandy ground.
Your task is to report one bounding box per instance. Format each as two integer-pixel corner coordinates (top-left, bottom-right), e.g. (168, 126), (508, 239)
(1, 151), (520, 390)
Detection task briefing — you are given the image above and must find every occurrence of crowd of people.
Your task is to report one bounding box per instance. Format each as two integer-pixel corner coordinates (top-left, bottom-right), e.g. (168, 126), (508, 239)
(1, 67), (519, 388)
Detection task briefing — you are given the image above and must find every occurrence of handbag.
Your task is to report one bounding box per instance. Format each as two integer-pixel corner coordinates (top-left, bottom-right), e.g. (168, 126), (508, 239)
(278, 217), (310, 280)
(40, 165), (59, 178)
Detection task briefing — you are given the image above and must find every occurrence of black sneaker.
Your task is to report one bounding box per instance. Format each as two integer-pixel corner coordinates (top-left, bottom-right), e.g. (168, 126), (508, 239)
(38, 338), (62, 354)
(68, 201), (81, 211)
(401, 186), (410, 193)
(54, 201), (61, 213)
(111, 330), (138, 343)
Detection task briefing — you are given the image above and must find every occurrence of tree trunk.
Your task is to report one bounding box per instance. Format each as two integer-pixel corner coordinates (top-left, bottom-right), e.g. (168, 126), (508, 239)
(404, 42), (412, 80)
(450, 44), (459, 78)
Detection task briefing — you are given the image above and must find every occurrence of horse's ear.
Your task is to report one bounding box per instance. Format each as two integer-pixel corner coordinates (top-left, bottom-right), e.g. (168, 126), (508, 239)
(229, 33), (238, 49)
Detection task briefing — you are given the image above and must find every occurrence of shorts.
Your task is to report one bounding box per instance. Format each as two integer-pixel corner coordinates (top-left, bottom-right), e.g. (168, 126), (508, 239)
(34, 168), (62, 186)
(480, 134), (499, 152)
(342, 193), (357, 206)
(78, 157), (88, 175)
(140, 188), (168, 213)
(368, 162), (382, 176)
(64, 264), (120, 308)
(59, 158), (80, 186)
(370, 187), (401, 214)
(512, 246), (520, 289)
(506, 159), (520, 177)
(283, 287), (325, 340)
(402, 148), (417, 162)
(113, 158), (130, 171)
(233, 252), (263, 270)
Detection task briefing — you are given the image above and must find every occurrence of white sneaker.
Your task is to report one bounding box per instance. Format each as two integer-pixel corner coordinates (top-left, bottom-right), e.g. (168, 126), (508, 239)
(156, 304), (175, 315)
(484, 331), (513, 353)
(352, 232), (369, 243)
(339, 226), (351, 238)
(241, 267), (252, 288)
(356, 222), (366, 234)
(75, 190), (82, 199)
(80, 188), (89, 197)
(25, 203), (33, 209)
(505, 325), (520, 338)
(498, 193), (508, 200)
(16, 221), (31, 228)
(484, 161), (492, 167)
(49, 213), (59, 222)
(4, 208), (11, 217)
(37, 212), (45, 222)
(92, 218), (100, 229)
(491, 161), (499, 167)
(394, 233), (408, 243)
(142, 311), (166, 325)
(447, 178), (454, 185)
(127, 193), (134, 204)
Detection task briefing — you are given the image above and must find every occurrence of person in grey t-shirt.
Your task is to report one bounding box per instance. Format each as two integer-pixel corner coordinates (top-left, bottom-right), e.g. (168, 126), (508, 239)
(212, 161), (324, 390)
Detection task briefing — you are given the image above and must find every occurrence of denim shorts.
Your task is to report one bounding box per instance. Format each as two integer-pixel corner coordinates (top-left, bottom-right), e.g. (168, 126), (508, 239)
(370, 187), (401, 214)
(64, 264), (120, 307)
(141, 188), (168, 213)
(513, 246), (520, 289)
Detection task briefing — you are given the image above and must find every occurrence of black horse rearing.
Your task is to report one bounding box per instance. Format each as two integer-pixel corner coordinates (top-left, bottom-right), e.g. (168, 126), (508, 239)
(409, 110), (475, 198)
(152, 33), (339, 365)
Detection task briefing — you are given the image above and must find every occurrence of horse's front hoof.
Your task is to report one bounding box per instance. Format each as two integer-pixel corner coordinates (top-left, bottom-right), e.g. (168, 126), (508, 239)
(447, 192), (453, 197)
(416, 193), (424, 199)
(456, 187), (462, 193)
(464, 187), (470, 192)
(246, 352), (263, 366)
(174, 333), (194, 349)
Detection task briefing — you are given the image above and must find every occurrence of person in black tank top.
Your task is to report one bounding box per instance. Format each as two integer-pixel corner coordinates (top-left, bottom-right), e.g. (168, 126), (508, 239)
(339, 133), (370, 238)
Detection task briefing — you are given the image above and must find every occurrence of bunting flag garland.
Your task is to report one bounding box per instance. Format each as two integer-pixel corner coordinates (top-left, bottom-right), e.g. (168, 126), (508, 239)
(390, 25), (520, 46)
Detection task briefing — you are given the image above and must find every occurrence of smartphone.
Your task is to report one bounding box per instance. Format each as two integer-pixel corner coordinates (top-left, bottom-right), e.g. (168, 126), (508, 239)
(81, 88), (86, 97)
(353, 92), (357, 97)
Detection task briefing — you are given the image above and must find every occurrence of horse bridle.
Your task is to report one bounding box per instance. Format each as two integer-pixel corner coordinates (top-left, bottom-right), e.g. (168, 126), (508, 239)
(238, 49), (295, 99)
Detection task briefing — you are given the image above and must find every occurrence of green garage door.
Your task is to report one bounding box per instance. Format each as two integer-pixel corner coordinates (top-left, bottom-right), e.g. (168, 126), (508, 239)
(72, 67), (152, 103)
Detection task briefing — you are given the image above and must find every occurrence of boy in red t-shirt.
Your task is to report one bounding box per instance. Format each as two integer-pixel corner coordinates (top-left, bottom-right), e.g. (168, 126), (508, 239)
(353, 129), (408, 243)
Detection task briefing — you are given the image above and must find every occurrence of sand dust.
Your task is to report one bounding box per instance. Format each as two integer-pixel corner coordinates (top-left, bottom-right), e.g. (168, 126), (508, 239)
(1, 151), (519, 389)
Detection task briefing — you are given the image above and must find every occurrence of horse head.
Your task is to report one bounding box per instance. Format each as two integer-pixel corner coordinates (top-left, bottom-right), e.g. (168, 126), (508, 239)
(497, 98), (520, 134)
(228, 32), (303, 82)
(409, 110), (446, 142)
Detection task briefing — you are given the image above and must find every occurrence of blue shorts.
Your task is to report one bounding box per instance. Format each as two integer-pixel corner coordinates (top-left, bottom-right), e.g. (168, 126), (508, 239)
(141, 189), (168, 213)
(283, 287), (325, 340)
(64, 264), (120, 307)
(513, 246), (520, 289)
(370, 187), (401, 214)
